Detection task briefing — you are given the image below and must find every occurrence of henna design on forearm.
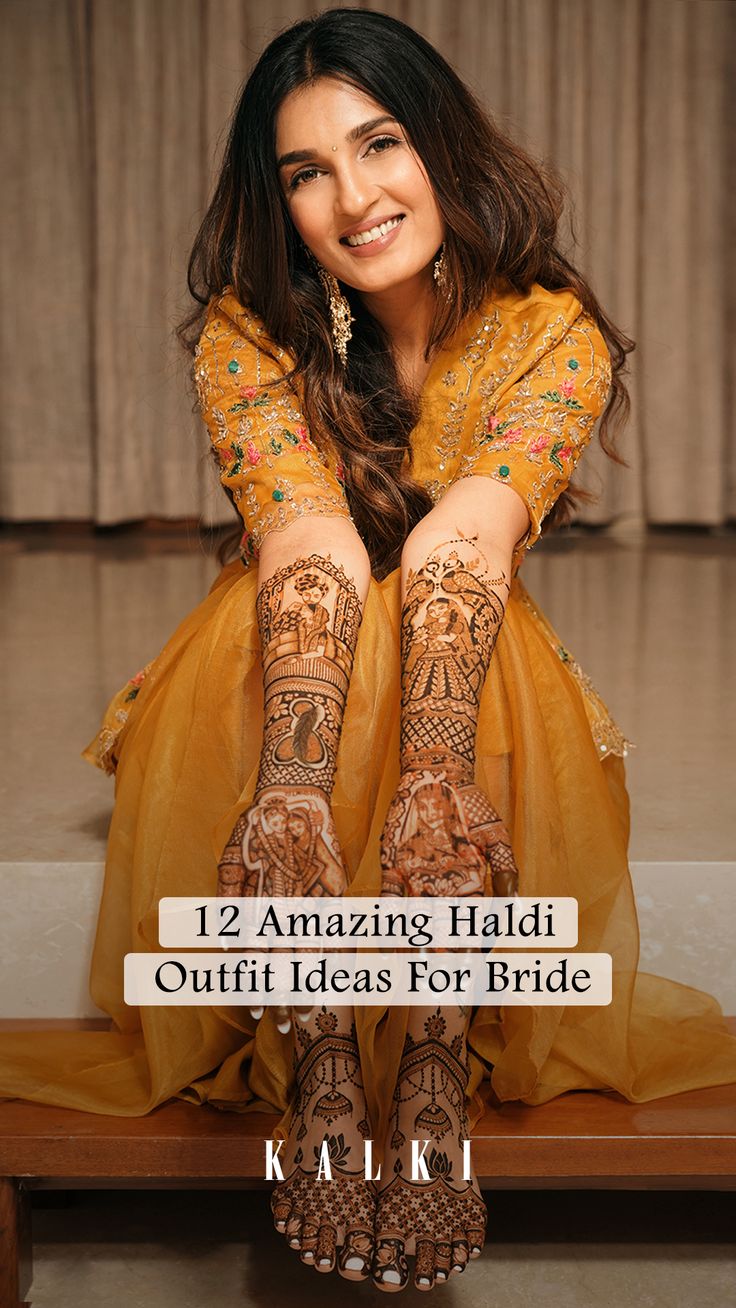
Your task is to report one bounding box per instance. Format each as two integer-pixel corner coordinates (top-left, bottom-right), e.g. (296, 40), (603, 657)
(255, 554), (362, 796)
(216, 554), (362, 900)
(380, 533), (518, 899)
(400, 535), (509, 774)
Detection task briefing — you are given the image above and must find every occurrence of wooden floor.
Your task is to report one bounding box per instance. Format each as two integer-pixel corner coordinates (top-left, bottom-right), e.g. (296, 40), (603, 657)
(1, 1017), (735, 1308)
(0, 1080), (734, 1191)
(1, 1017), (735, 1191)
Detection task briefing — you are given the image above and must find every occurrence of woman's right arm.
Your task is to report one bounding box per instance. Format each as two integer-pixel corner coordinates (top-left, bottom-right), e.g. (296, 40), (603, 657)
(193, 292), (370, 898)
(216, 514), (371, 898)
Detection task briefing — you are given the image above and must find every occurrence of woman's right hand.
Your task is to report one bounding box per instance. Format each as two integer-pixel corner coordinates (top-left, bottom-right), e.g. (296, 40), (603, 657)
(216, 784), (349, 1030)
(217, 783), (348, 897)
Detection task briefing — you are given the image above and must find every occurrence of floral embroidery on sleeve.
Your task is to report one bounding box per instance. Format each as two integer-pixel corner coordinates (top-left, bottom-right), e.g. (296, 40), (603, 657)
(194, 292), (354, 554)
(453, 307), (612, 564)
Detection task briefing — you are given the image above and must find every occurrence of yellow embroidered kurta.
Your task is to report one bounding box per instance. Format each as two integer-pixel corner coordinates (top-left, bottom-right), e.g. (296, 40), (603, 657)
(2, 283), (736, 1140)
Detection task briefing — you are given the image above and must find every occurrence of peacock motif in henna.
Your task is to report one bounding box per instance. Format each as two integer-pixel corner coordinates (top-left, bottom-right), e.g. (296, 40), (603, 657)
(373, 535), (521, 1290)
(400, 538), (507, 768)
(381, 533), (520, 899)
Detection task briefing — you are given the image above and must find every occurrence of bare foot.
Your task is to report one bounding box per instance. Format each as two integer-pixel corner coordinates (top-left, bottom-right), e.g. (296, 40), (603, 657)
(372, 1005), (487, 1292)
(270, 1003), (376, 1280)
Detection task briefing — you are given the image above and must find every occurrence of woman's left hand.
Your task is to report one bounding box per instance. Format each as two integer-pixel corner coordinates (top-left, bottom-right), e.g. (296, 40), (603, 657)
(379, 762), (519, 899)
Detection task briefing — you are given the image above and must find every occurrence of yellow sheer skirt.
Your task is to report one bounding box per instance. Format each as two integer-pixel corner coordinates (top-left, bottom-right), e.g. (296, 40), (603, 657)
(2, 559), (735, 1142)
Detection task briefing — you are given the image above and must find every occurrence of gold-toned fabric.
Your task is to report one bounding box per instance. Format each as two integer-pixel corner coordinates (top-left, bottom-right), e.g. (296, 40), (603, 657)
(192, 290), (355, 558)
(2, 284), (735, 1133)
(191, 284), (611, 576)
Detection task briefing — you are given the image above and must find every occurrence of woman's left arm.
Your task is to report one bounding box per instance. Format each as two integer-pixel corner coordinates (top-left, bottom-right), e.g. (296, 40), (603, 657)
(379, 475), (529, 899)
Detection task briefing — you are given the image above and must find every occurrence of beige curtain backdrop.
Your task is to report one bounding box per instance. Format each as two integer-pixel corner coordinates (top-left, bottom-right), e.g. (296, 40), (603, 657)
(1, 0), (733, 529)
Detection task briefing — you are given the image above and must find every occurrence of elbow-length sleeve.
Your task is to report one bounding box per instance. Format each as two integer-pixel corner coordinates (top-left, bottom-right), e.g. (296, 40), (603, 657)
(452, 294), (613, 559)
(193, 288), (354, 557)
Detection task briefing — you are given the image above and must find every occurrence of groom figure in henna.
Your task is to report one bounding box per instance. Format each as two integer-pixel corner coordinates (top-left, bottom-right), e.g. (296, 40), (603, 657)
(216, 553), (378, 1281)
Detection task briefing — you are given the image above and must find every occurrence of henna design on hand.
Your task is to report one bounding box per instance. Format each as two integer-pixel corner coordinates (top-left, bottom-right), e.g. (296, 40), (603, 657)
(217, 786), (348, 898)
(380, 767), (517, 897)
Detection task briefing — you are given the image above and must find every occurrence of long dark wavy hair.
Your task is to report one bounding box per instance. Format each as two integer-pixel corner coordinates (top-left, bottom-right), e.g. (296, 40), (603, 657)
(178, 6), (634, 580)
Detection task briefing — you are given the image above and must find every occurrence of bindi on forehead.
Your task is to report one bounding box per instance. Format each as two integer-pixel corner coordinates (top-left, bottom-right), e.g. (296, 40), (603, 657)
(276, 113), (399, 170)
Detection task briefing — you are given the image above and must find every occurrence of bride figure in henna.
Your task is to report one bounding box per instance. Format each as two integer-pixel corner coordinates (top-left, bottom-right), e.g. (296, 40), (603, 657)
(372, 534), (520, 1291)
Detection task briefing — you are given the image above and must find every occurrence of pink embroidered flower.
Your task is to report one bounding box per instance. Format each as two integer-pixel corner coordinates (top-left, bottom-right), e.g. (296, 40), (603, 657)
(560, 378), (576, 398)
(295, 426), (311, 452)
(335, 458), (346, 481)
(130, 669), (146, 687)
(246, 441), (261, 466)
(559, 446), (573, 460)
(219, 447), (235, 464)
(239, 385), (258, 400)
(529, 434), (550, 453)
(485, 414), (501, 432)
(504, 426), (524, 443)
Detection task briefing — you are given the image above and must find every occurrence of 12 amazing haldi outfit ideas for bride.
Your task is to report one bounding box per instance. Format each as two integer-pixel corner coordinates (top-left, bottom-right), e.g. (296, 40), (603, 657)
(2, 281), (736, 1146)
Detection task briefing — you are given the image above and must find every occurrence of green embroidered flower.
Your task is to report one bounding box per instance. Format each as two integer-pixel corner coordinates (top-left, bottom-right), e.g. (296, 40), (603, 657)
(220, 443), (245, 475)
(539, 388), (584, 411)
(228, 394), (269, 414)
(549, 440), (566, 472)
(269, 437), (283, 455)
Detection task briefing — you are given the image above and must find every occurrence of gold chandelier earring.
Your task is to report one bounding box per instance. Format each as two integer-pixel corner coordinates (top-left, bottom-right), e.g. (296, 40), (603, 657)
(303, 246), (354, 366)
(433, 244), (452, 301)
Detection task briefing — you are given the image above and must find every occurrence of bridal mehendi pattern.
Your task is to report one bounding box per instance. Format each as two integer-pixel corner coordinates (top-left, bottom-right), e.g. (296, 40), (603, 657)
(216, 554), (362, 898)
(270, 1005), (376, 1280)
(373, 1006), (489, 1290)
(399, 538), (508, 768)
(380, 535), (519, 899)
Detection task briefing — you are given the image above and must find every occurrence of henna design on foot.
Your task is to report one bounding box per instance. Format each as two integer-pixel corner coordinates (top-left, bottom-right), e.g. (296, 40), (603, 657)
(372, 1006), (488, 1292)
(270, 1004), (376, 1280)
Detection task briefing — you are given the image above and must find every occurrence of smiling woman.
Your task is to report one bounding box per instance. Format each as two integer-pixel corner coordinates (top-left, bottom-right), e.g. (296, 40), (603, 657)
(3, 3), (736, 1300)
(276, 84), (444, 305)
(276, 79), (446, 396)
(175, 5), (635, 578)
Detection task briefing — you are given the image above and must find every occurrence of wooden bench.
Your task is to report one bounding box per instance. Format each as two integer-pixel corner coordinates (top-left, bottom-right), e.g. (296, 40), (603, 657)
(2, 1018), (735, 1308)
